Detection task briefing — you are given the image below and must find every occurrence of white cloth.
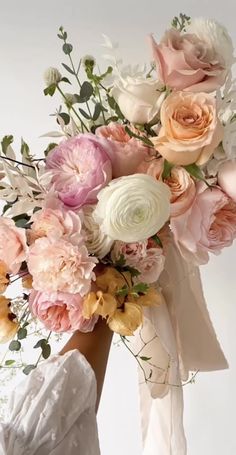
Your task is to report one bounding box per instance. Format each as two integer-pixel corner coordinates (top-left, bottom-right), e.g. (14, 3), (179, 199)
(0, 350), (100, 455)
(133, 242), (228, 455)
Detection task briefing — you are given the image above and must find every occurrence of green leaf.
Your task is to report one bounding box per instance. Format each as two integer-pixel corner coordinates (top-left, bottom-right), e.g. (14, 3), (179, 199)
(44, 143), (57, 157)
(1, 135), (14, 155)
(57, 112), (70, 125)
(60, 77), (71, 84)
(151, 234), (163, 248)
(79, 108), (91, 120)
(93, 103), (102, 121)
(57, 33), (64, 40)
(61, 63), (75, 75)
(9, 340), (21, 351)
(115, 254), (126, 268)
(14, 217), (30, 228)
(42, 343), (51, 360)
(22, 321), (29, 329)
(184, 163), (210, 186)
(17, 327), (27, 340)
(20, 139), (31, 159)
(62, 43), (73, 55)
(131, 282), (149, 296)
(107, 95), (124, 119)
(140, 356), (152, 361)
(116, 285), (129, 297)
(124, 266), (141, 278)
(5, 359), (15, 366)
(44, 83), (57, 96)
(80, 81), (93, 102)
(125, 126), (154, 147)
(162, 159), (174, 179)
(23, 364), (36, 375)
(34, 338), (47, 349)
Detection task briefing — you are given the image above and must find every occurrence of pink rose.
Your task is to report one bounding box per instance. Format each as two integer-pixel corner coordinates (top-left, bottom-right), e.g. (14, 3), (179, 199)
(29, 290), (98, 333)
(171, 183), (236, 264)
(46, 134), (112, 210)
(0, 217), (27, 274)
(218, 160), (236, 202)
(28, 237), (97, 295)
(96, 123), (149, 177)
(142, 159), (196, 217)
(150, 29), (226, 92)
(111, 240), (165, 283)
(152, 91), (223, 166)
(29, 208), (83, 244)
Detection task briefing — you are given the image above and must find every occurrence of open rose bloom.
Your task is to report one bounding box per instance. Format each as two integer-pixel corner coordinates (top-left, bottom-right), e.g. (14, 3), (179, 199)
(0, 15), (235, 355)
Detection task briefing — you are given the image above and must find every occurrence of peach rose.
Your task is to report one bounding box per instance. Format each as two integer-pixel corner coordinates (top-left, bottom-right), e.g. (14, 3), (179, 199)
(143, 159), (196, 216)
(0, 217), (27, 274)
(29, 290), (98, 333)
(96, 123), (149, 178)
(171, 182), (236, 264)
(152, 91), (223, 165)
(150, 27), (228, 92)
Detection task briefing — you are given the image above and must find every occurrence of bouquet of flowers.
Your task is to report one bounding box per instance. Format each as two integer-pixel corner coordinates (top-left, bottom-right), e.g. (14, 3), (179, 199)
(0, 13), (236, 377)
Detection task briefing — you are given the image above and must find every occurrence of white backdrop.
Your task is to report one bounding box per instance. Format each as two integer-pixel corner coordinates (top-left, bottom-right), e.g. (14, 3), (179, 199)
(0, 1), (236, 454)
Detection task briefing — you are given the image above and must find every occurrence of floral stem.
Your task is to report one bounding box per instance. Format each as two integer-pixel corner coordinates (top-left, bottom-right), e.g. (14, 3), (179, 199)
(56, 85), (89, 132)
(0, 155), (35, 169)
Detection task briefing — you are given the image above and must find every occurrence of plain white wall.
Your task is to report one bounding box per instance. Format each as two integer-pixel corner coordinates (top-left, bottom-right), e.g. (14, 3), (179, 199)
(0, 1), (236, 454)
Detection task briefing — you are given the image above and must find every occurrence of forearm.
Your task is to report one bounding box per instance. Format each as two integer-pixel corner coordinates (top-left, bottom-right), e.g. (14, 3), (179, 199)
(60, 317), (113, 411)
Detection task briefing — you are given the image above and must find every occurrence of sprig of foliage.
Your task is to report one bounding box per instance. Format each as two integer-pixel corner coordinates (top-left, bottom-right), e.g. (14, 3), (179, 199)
(171, 13), (191, 32)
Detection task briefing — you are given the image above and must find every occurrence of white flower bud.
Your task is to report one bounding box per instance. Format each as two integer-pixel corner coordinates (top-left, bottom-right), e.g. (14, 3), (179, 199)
(82, 55), (96, 68)
(64, 93), (77, 105)
(44, 67), (62, 86)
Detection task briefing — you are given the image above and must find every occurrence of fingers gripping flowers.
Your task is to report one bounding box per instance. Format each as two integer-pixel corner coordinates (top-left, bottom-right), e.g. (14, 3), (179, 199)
(0, 13), (236, 370)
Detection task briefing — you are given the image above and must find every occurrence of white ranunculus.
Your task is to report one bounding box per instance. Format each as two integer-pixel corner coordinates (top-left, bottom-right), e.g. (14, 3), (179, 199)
(223, 121), (236, 159)
(83, 205), (114, 259)
(111, 76), (166, 124)
(186, 18), (234, 68)
(94, 174), (171, 243)
(44, 67), (62, 86)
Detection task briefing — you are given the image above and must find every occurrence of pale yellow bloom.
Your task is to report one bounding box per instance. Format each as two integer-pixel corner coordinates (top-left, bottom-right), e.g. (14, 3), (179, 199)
(96, 267), (132, 295)
(0, 261), (9, 294)
(0, 296), (19, 344)
(108, 301), (143, 336)
(83, 291), (117, 319)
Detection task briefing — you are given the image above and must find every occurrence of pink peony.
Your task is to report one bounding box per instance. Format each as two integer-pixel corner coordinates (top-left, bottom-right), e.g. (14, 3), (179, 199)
(0, 217), (27, 274)
(96, 122), (149, 177)
(46, 134), (112, 210)
(29, 290), (98, 333)
(111, 240), (165, 283)
(171, 182), (236, 264)
(28, 237), (97, 295)
(150, 29), (227, 92)
(29, 208), (83, 244)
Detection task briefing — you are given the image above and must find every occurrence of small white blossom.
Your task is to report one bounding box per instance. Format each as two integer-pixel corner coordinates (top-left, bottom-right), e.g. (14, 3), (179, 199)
(44, 67), (62, 86)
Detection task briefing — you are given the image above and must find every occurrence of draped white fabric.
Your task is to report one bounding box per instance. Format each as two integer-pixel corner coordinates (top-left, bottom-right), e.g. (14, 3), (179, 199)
(0, 350), (100, 455)
(133, 242), (228, 455)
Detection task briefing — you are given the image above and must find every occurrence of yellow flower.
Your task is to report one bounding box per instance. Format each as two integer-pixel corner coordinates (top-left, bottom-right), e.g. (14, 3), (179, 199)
(83, 291), (117, 319)
(108, 301), (143, 336)
(132, 287), (163, 307)
(0, 261), (9, 294)
(96, 267), (132, 296)
(22, 274), (33, 290)
(0, 296), (19, 344)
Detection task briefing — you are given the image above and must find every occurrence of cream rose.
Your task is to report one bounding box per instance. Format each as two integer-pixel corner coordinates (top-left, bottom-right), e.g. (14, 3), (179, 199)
(152, 91), (223, 165)
(82, 205), (114, 259)
(111, 76), (166, 124)
(93, 174), (171, 242)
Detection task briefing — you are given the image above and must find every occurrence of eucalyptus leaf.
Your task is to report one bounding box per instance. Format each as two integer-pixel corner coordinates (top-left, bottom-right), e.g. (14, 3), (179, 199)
(80, 81), (93, 102)
(60, 77), (71, 84)
(61, 63), (75, 75)
(140, 356), (152, 361)
(42, 343), (51, 360)
(9, 340), (21, 351)
(57, 112), (70, 125)
(125, 126), (153, 147)
(79, 108), (91, 120)
(162, 159), (174, 179)
(17, 327), (27, 340)
(5, 359), (15, 366)
(63, 43), (73, 55)
(23, 365), (36, 375)
(34, 338), (47, 349)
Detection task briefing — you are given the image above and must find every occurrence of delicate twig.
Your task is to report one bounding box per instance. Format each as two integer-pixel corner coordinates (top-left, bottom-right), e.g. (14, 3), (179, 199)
(0, 155), (35, 169)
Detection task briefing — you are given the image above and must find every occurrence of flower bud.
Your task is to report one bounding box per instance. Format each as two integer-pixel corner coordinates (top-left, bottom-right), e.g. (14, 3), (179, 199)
(44, 67), (62, 86)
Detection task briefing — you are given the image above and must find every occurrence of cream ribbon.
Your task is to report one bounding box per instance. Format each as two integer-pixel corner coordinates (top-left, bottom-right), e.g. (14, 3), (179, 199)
(132, 242), (228, 455)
